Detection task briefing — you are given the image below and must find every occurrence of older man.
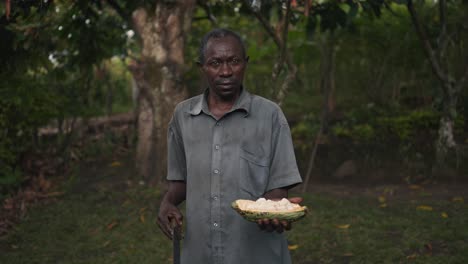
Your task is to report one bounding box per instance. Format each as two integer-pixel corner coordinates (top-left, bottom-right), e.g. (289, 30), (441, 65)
(157, 28), (302, 264)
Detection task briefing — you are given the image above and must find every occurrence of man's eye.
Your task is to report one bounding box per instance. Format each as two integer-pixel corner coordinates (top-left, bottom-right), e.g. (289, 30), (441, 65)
(230, 59), (240, 65)
(209, 60), (220, 67)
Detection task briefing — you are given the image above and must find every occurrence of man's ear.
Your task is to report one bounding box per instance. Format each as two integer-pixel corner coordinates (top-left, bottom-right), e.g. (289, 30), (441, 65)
(245, 56), (249, 63)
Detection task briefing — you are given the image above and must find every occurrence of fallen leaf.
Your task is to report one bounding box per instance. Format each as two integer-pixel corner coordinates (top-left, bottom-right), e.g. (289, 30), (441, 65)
(110, 161), (122, 167)
(38, 174), (51, 191)
(140, 214), (145, 223)
(379, 203), (387, 208)
(441, 212), (448, 218)
(409, 185), (422, 190)
(107, 221), (119, 230)
(419, 192), (432, 197)
(336, 224), (350, 229)
(3, 199), (14, 210)
(416, 205), (433, 211)
(89, 227), (100, 236)
(424, 243), (433, 252)
(452, 197), (464, 203)
(342, 252), (354, 257)
(103, 240), (111, 247)
(288, 244), (299, 250)
(383, 187), (394, 195)
(406, 253), (418, 259)
(139, 207), (147, 214)
(378, 196), (386, 203)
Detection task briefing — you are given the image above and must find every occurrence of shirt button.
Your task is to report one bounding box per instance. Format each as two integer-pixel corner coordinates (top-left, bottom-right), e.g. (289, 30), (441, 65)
(213, 222), (218, 227)
(213, 196), (218, 200)
(215, 145), (220, 150)
(216, 122), (221, 126)
(214, 169), (219, 174)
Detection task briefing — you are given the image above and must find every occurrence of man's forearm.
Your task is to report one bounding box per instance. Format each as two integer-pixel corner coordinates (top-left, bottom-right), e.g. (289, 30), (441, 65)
(263, 188), (288, 200)
(163, 181), (187, 206)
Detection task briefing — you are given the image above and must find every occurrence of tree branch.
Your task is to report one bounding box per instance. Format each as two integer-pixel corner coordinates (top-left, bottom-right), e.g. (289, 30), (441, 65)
(243, 0), (297, 105)
(439, 0), (447, 36)
(272, 0), (291, 81)
(197, 0), (217, 25)
(132, 8), (148, 38)
(455, 64), (468, 93)
(106, 0), (129, 21)
(407, 0), (448, 85)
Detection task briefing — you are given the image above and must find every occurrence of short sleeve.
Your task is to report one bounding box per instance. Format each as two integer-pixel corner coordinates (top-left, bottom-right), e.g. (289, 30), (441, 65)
(166, 120), (187, 181)
(266, 111), (302, 192)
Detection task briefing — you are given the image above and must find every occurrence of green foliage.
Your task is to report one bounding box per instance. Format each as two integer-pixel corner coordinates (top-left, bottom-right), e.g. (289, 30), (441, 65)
(333, 123), (375, 141)
(0, 1), (133, 193)
(378, 110), (440, 141)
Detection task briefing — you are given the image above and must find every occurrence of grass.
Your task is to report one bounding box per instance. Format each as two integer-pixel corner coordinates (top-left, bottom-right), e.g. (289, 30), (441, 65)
(288, 193), (468, 263)
(0, 156), (171, 264)
(1, 147), (467, 263)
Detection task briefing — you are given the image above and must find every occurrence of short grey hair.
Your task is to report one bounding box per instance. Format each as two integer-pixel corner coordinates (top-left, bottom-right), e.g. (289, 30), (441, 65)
(198, 28), (247, 64)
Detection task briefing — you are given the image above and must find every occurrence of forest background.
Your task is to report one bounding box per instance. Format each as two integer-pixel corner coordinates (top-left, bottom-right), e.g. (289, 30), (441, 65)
(1, 0), (467, 263)
(2, 0), (467, 192)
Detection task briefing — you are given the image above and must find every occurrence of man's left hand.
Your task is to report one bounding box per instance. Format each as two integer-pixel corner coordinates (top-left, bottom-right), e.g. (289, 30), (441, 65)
(256, 197), (303, 233)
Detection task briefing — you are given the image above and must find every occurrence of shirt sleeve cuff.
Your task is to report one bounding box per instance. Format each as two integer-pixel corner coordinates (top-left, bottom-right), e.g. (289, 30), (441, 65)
(266, 174), (302, 193)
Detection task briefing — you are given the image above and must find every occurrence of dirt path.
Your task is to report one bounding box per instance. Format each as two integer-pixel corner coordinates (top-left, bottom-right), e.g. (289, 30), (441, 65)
(299, 182), (468, 203)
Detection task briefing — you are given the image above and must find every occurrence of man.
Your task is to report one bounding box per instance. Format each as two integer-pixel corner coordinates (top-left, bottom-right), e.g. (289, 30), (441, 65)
(157, 28), (302, 264)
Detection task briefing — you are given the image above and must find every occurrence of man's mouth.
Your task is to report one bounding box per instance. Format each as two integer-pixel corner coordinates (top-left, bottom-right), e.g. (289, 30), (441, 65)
(217, 82), (234, 88)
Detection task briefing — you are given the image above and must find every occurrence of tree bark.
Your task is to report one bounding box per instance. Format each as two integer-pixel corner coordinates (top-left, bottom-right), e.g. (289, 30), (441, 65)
(131, 1), (195, 185)
(406, 0), (466, 168)
(301, 33), (336, 192)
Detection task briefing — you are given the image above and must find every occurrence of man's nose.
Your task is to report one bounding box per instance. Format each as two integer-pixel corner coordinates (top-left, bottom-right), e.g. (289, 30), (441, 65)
(219, 62), (233, 77)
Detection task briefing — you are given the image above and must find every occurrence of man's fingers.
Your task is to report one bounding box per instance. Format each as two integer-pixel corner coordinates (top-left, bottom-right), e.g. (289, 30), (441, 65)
(257, 219), (266, 230)
(263, 219), (274, 232)
(272, 218), (280, 226)
(168, 212), (183, 227)
(272, 219), (284, 233)
(258, 219), (292, 233)
(157, 218), (173, 240)
(288, 197), (303, 204)
(172, 213), (184, 227)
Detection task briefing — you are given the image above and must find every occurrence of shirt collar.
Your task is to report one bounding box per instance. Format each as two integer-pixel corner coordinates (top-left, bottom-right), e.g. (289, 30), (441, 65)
(188, 87), (252, 117)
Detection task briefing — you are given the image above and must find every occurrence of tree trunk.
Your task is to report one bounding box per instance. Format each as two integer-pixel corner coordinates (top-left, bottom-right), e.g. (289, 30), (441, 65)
(301, 33), (336, 191)
(131, 1), (195, 185)
(406, 0), (467, 170)
(436, 83), (458, 165)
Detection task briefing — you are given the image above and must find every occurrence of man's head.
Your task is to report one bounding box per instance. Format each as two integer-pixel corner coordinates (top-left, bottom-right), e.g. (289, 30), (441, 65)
(198, 28), (249, 101)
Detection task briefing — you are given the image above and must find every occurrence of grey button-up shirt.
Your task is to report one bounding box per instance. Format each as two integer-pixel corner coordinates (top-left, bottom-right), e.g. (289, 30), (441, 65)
(167, 88), (302, 264)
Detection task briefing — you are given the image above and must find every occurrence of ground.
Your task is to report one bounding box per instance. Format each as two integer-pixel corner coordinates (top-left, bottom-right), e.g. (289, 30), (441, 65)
(1, 143), (467, 263)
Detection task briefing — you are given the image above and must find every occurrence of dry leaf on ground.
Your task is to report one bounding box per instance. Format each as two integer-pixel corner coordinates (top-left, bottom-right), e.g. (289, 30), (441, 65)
(378, 196), (386, 203)
(288, 244), (299, 250)
(110, 161), (122, 167)
(107, 221), (119, 230)
(416, 205), (433, 211)
(336, 224), (350, 229)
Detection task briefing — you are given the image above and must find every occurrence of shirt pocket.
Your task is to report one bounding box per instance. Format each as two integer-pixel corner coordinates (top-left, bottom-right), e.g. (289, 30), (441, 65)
(239, 146), (270, 198)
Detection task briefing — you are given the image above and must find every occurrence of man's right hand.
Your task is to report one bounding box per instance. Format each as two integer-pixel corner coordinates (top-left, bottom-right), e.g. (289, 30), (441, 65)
(156, 181), (186, 240)
(157, 200), (183, 240)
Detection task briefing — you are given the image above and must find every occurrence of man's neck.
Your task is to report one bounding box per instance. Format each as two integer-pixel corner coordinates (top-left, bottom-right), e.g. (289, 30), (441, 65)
(207, 90), (241, 119)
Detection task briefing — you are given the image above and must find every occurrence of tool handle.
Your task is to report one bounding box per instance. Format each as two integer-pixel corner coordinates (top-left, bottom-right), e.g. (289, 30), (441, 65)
(171, 218), (181, 264)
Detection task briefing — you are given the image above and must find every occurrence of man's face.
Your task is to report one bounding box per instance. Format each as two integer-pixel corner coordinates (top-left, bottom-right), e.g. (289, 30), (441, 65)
(201, 36), (248, 101)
